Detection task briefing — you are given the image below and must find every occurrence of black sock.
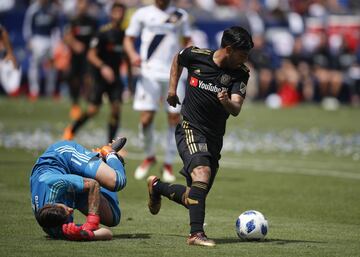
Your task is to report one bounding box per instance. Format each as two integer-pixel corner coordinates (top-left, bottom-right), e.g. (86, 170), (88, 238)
(188, 181), (208, 234)
(108, 114), (119, 142)
(153, 181), (188, 208)
(72, 113), (90, 133)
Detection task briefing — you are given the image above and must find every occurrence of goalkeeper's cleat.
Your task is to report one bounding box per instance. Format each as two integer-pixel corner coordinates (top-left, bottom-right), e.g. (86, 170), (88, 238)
(162, 164), (176, 183)
(62, 126), (74, 140)
(134, 156), (156, 180)
(187, 232), (216, 247)
(70, 105), (82, 120)
(99, 145), (115, 159)
(147, 175), (161, 215)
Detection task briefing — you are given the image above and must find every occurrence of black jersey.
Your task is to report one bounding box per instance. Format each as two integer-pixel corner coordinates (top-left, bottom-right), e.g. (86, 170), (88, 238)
(67, 14), (97, 54)
(178, 46), (249, 137)
(90, 23), (125, 71)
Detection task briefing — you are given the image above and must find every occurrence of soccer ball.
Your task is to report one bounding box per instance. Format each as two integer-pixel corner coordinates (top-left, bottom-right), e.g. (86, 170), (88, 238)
(235, 210), (268, 241)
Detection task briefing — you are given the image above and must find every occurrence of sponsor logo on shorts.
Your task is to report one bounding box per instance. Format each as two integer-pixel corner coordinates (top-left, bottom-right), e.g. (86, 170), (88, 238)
(198, 143), (208, 152)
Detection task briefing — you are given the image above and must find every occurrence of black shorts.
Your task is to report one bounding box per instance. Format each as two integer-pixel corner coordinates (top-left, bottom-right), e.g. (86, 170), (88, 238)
(88, 70), (124, 105)
(69, 54), (89, 79)
(175, 120), (223, 190)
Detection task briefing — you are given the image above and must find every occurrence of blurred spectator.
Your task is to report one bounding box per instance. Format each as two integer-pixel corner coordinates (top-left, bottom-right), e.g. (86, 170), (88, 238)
(248, 34), (278, 99)
(0, 0), (15, 12)
(0, 23), (21, 95)
(0, 0), (358, 108)
(23, 0), (60, 100)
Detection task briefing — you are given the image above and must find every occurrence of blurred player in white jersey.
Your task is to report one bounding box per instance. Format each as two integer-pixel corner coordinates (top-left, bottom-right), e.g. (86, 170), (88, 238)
(124, 0), (191, 182)
(23, 0), (59, 100)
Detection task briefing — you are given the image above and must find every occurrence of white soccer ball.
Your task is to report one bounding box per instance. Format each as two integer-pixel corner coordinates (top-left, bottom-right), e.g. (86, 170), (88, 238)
(235, 210), (269, 240)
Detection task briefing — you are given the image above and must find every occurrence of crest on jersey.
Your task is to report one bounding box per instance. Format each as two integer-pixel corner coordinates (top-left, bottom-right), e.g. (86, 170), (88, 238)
(239, 82), (247, 94)
(220, 74), (232, 86)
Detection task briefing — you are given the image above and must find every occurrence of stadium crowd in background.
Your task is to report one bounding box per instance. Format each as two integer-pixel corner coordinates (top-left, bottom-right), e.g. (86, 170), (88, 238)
(0, 0), (359, 108)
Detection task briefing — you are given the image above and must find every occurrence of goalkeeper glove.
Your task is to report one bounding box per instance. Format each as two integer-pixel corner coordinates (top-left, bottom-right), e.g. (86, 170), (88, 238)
(62, 223), (95, 241)
(82, 213), (100, 231)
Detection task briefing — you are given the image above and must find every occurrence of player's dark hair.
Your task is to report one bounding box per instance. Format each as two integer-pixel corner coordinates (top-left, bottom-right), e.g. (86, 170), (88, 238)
(111, 2), (126, 11)
(36, 204), (68, 229)
(221, 26), (254, 51)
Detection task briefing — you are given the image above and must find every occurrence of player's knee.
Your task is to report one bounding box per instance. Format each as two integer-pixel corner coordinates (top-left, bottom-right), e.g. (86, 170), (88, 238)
(103, 210), (121, 227)
(191, 166), (211, 183)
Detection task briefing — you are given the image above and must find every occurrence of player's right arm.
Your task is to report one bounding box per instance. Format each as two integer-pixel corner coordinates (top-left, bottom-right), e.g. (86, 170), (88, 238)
(63, 23), (85, 54)
(167, 53), (183, 107)
(87, 34), (114, 83)
(123, 9), (143, 66)
(123, 36), (141, 66)
(167, 46), (194, 107)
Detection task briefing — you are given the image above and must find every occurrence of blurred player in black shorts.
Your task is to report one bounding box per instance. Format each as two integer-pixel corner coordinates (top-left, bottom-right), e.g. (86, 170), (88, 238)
(146, 26), (254, 247)
(64, 0), (97, 119)
(63, 3), (128, 143)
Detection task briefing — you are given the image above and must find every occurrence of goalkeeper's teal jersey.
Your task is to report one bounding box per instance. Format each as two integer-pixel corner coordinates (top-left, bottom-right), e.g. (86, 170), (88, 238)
(30, 140), (101, 215)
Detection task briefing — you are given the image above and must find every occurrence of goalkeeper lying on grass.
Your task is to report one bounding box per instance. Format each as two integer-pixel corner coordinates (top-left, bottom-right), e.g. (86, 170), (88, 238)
(30, 138), (127, 241)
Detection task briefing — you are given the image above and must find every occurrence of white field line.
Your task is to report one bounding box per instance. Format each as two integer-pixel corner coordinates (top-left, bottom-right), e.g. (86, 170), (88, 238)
(125, 152), (360, 180)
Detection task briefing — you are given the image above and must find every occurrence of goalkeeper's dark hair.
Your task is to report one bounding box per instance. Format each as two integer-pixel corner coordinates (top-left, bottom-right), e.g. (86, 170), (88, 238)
(36, 204), (68, 229)
(221, 26), (254, 51)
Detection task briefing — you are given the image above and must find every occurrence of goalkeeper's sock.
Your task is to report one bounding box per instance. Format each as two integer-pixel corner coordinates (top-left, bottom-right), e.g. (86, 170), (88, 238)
(108, 114), (119, 143)
(188, 181), (208, 234)
(72, 113), (90, 133)
(106, 153), (126, 191)
(140, 122), (155, 157)
(164, 125), (177, 164)
(153, 180), (188, 208)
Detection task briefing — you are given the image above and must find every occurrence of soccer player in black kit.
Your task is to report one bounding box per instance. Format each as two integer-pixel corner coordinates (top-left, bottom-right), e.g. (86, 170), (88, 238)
(146, 26), (254, 247)
(63, 3), (128, 143)
(64, 0), (97, 120)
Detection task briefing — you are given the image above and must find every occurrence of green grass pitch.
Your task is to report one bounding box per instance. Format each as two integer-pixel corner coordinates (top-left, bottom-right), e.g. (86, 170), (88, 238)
(0, 97), (359, 257)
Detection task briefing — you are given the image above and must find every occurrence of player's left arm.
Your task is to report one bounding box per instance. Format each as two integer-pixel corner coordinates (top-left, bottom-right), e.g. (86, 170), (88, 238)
(71, 177), (101, 232)
(217, 90), (244, 116)
(62, 223), (113, 241)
